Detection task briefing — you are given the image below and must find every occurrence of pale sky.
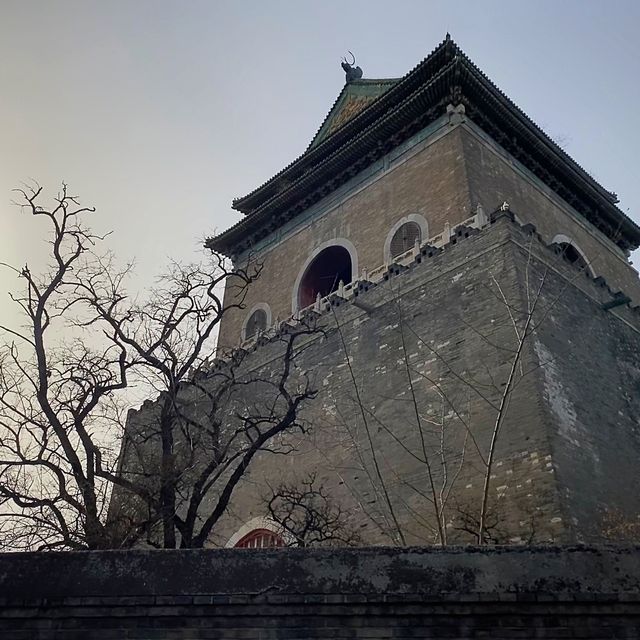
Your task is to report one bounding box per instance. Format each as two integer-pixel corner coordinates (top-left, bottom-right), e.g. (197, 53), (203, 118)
(1, 0), (639, 333)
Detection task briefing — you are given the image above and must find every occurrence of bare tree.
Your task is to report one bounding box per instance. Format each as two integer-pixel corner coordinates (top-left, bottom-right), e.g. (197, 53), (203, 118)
(0, 184), (318, 550)
(0, 183), (131, 549)
(72, 248), (250, 548)
(105, 319), (319, 549)
(265, 473), (361, 547)
(331, 305), (471, 547)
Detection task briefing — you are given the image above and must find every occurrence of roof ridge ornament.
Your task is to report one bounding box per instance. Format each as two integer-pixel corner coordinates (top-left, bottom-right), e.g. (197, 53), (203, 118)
(444, 32), (456, 55)
(341, 51), (363, 83)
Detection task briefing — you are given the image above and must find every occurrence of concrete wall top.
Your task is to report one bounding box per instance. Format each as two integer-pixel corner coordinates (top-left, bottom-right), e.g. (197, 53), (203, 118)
(3, 546), (640, 600)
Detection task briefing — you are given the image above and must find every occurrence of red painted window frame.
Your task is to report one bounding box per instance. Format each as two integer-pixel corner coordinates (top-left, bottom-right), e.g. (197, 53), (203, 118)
(234, 528), (285, 549)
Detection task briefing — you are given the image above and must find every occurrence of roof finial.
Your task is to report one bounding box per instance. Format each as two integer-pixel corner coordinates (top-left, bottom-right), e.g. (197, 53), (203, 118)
(341, 51), (363, 83)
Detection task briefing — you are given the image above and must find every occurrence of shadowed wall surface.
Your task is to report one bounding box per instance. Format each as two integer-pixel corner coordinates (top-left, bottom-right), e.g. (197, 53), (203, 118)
(112, 215), (640, 549)
(2, 546), (640, 638)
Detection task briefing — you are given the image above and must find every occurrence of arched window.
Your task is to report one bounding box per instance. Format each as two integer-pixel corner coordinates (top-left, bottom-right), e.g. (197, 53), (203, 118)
(244, 308), (267, 340)
(234, 528), (285, 548)
(390, 221), (422, 259)
(551, 234), (593, 276)
(297, 245), (353, 310)
(384, 215), (429, 264)
(557, 243), (588, 271)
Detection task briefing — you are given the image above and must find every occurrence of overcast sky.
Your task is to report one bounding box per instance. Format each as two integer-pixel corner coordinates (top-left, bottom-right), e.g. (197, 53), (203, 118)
(2, 0), (639, 333)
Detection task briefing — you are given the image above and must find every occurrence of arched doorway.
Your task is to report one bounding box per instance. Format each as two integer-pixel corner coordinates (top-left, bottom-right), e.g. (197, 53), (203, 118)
(234, 528), (285, 549)
(297, 245), (353, 310)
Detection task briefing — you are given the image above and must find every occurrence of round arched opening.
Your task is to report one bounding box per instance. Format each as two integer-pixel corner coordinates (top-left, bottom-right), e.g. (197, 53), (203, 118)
(234, 528), (285, 549)
(298, 245), (352, 310)
(557, 242), (589, 272)
(390, 221), (422, 259)
(243, 308), (267, 341)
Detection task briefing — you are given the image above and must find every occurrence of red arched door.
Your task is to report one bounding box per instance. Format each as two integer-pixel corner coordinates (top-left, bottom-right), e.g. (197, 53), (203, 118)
(298, 246), (352, 309)
(234, 528), (285, 548)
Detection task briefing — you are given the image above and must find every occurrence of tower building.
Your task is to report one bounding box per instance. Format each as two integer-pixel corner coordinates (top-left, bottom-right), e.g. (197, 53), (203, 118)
(121, 37), (640, 547)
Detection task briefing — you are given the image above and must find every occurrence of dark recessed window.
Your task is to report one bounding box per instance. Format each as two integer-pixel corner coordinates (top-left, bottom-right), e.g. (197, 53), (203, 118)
(298, 245), (352, 309)
(390, 222), (421, 258)
(244, 308), (267, 340)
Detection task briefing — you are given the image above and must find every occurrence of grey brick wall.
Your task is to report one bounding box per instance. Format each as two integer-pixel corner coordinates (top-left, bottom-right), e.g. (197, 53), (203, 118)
(2, 546), (640, 638)
(212, 215), (640, 546)
(114, 215), (640, 549)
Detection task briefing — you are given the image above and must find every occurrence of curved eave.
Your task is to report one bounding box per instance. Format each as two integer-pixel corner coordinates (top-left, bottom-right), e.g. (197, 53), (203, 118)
(210, 39), (640, 256)
(456, 63), (640, 249)
(208, 58), (457, 256)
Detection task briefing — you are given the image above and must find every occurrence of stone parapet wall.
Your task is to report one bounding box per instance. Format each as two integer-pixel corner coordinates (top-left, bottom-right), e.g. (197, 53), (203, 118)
(113, 215), (640, 549)
(2, 546), (640, 638)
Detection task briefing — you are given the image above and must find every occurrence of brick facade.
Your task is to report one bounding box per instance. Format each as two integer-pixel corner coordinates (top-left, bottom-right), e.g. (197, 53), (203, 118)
(115, 215), (640, 548)
(212, 217), (640, 547)
(217, 118), (640, 350)
(217, 117), (472, 349)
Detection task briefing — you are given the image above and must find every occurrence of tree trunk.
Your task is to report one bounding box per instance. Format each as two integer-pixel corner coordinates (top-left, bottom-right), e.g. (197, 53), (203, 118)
(159, 402), (177, 549)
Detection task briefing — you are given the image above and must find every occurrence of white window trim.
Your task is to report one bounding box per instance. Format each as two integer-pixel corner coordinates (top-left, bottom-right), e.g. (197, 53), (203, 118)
(551, 233), (595, 277)
(241, 302), (272, 342)
(384, 214), (429, 264)
(291, 238), (359, 314)
(225, 516), (292, 548)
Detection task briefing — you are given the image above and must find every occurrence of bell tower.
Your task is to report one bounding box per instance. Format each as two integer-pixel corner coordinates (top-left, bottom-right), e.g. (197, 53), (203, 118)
(201, 37), (640, 545)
